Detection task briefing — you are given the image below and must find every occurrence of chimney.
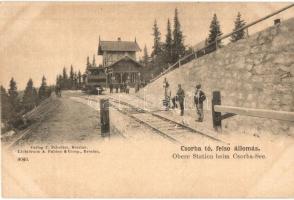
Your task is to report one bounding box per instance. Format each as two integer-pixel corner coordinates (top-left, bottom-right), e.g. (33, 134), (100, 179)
(118, 37), (121, 41)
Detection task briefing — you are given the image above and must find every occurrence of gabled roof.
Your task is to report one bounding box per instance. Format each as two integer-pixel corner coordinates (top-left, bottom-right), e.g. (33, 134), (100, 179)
(106, 55), (143, 69)
(98, 40), (141, 55)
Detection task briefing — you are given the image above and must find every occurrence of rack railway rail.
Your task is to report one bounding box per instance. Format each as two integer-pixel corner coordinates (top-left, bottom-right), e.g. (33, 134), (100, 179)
(82, 96), (226, 144)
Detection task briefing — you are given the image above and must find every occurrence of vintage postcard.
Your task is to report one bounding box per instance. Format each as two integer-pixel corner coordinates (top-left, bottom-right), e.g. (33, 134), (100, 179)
(1, 2), (293, 198)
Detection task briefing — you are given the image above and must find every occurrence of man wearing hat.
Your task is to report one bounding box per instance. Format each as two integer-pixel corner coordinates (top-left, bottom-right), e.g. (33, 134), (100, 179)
(194, 84), (206, 122)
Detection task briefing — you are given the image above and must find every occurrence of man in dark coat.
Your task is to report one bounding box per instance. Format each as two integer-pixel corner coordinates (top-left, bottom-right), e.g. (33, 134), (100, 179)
(115, 84), (119, 93)
(194, 84), (206, 122)
(109, 83), (113, 93)
(176, 84), (185, 116)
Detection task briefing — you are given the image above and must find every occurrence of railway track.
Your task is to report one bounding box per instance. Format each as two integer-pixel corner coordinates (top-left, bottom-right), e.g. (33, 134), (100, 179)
(82, 96), (226, 144)
(8, 96), (61, 148)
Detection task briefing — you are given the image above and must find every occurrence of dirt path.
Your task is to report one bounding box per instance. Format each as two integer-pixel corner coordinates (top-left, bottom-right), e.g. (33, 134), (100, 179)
(20, 92), (101, 145)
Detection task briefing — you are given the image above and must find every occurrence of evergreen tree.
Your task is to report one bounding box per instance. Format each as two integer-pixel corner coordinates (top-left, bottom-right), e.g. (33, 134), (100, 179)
(165, 18), (173, 64)
(8, 77), (19, 109)
(78, 70), (82, 89)
(1, 86), (15, 122)
(151, 19), (162, 57)
(23, 79), (38, 111)
(70, 65), (74, 89)
(231, 12), (246, 42)
(56, 75), (60, 86)
(73, 72), (78, 89)
(172, 8), (185, 63)
(62, 67), (68, 89)
(92, 55), (97, 68)
(38, 75), (48, 101)
(62, 67), (68, 80)
(82, 73), (86, 85)
(86, 56), (91, 68)
(207, 14), (223, 48)
(56, 74), (62, 87)
(143, 45), (149, 66)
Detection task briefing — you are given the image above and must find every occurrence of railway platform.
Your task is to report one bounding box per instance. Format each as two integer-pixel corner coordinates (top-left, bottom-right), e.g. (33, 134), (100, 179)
(83, 88), (294, 145)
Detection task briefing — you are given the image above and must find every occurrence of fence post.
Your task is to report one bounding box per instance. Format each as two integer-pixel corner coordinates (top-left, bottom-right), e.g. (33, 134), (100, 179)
(212, 91), (222, 131)
(100, 98), (110, 137)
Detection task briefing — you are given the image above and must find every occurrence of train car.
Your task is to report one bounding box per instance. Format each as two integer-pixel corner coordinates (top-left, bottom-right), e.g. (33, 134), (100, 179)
(84, 67), (107, 95)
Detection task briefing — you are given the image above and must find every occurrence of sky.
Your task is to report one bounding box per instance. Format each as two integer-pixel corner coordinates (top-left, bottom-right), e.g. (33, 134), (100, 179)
(0, 2), (293, 90)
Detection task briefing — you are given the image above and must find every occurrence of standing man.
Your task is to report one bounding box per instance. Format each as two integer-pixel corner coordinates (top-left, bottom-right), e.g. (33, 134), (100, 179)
(109, 83), (113, 93)
(194, 84), (206, 122)
(125, 82), (130, 94)
(176, 84), (185, 116)
(115, 84), (119, 93)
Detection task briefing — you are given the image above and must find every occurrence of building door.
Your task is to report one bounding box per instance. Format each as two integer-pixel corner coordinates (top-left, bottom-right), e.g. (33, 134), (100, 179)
(122, 73), (129, 83)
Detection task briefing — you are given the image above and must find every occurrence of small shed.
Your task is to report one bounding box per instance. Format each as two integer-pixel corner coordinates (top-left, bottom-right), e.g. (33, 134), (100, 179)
(106, 55), (143, 87)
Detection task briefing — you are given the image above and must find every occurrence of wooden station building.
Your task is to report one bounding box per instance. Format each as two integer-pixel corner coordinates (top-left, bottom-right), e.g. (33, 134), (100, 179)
(97, 37), (143, 87)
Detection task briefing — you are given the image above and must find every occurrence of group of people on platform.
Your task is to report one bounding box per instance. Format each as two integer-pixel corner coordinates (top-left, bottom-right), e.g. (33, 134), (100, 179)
(109, 82), (143, 94)
(163, 78), (206, 122)
(109, 82), (130, 94)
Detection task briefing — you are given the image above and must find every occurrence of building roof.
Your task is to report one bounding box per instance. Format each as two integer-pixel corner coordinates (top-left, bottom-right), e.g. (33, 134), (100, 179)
(87, 66), (105, 72)
(106, 55), (143, 69)
(98, 39), (141, 55)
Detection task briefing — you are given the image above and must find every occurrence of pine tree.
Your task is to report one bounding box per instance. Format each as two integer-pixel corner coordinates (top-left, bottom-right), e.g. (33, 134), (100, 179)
(231, 12), (246, 42)
(151, 19), (162, 57)
(73, 72), (78, 89)
(143, 45), (149, 66)
(78, 70), (82, 89)
(56, 75), (60, 86)
(70, 65), (74, 89)
(38, 75), (48, 101)
(82, 73), (86, 84)
(165, 18), (173, 64)
(56, 74), (63, 87)
(8, 77), (19, 109)
(1, 86), (15, 122)
(86, 56), (91, 68)
(92, 55), (97, 68)
(207, 14), (223, 48)
(62, 67), (68, 80)
(62, 67), (68, 89)
(172, 8), (185, 63)
(23, 79), (38, 111)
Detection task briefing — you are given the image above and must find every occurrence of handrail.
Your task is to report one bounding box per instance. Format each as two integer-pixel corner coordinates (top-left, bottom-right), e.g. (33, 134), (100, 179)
(211, 90), (294, 131)
(219, 3), (294, 41)
(147, 3), (294, 85)
(214, 105), (294, 122)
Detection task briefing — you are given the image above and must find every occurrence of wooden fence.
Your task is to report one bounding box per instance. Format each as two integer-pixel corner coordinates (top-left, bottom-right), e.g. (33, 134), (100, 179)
(147, 4), (294, 85)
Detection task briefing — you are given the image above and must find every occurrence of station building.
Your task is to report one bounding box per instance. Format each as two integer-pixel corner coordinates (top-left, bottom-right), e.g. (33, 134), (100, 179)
(97, 37), (143, 87)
